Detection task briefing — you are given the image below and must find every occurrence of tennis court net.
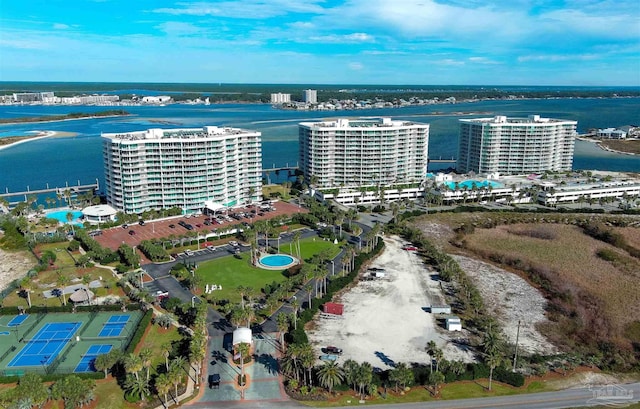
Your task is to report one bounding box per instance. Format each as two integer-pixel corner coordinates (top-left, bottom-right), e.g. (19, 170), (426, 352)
(21, 337), (73, 344)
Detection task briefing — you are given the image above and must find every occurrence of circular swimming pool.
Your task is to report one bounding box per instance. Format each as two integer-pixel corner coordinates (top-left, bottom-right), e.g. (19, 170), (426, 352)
(258, 254), (298, 270)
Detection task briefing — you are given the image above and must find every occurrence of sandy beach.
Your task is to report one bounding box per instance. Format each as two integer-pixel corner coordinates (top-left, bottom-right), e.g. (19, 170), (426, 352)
(0, 130), (78, 151)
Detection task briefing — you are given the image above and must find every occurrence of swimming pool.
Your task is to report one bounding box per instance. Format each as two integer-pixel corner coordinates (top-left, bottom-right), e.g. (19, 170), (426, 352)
(46, 210), (84, 225)
(444, 180), (504, 190)
(258, 254), (298, 270)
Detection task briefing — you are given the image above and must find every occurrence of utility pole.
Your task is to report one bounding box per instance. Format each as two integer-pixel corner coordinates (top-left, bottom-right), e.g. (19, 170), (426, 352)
(513, 320), (521, 372)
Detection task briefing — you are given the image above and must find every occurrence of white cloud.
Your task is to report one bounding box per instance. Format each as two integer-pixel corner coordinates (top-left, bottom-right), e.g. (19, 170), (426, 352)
(288, 21), (315, 29)
(468, 56), (499, 64)
(348, 62), (364, 70)
(434, 58), (465, 66)
(53, 23), (70, 30)
(153, 0), (325, 19)
(517, 54), (598, 63)
(155, 21), (201, 36)
(307, 32), (374, 43)
(0, 38), (48, 50)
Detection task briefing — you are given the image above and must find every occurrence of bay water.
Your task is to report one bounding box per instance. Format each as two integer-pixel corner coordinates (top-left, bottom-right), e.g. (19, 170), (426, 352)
(0, 97), (638, 197)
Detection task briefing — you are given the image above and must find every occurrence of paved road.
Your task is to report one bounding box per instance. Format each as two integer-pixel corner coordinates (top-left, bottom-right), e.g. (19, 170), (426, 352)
(189, 382), (640, 409)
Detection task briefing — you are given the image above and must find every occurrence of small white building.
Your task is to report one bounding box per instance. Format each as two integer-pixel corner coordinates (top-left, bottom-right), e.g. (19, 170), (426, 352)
(82, 204), (118, 224)
(232, 327), (253, 346)
(446, 316), (462, 331)
(430, 305), (452, 314)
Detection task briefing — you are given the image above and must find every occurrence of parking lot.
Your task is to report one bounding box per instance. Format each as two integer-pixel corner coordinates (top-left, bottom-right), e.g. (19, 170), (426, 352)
(94, 200), (307, 254)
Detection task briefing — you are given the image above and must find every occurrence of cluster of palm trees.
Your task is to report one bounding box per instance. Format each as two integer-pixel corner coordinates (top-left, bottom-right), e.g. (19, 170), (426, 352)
(1, 372), (97, 409)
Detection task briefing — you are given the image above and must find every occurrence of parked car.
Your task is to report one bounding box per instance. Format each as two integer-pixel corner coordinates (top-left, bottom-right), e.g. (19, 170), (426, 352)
(169, 224), (176, 228)
(122, 224), (129, 229)
(138, 220), (145, 226)
(128, 230), (136, 235)
(320, 354), (338, 362)
(325, 346), (343, 355)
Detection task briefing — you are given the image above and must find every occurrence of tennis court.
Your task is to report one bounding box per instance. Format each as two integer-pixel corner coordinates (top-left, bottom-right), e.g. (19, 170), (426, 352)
(8, 315), (29, 327)
(98, 315), (130, 337)
(0, 310), (143, 376)
(74, 344), (113, 373)
(8, 322), (81, 367)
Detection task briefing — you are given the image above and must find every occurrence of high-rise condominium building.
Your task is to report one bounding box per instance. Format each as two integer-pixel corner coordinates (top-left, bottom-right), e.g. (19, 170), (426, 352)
(270, 93), (291, 104)
(102, 126), (262, 214)
(303, 89), (317, 104)
(299, 118), (429, 188)
(457, 115), (576, 174)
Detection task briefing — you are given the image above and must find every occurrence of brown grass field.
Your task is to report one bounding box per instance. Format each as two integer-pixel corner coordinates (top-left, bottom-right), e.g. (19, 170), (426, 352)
(413, 212), (640, 357)
(599, 139), (640, 155)
(462, 224), (640, 337)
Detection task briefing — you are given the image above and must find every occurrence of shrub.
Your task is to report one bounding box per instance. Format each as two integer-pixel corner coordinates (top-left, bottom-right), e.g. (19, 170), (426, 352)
(125, 309), (153, 354)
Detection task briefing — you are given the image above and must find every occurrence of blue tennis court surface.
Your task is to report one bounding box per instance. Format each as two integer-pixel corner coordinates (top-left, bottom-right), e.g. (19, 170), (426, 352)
(8, 322), (81, 367)
(98, 315), (130, 337)
(107, 315), (130, 324)
(74, 344), (113, 373)
(8, 315), (29, 326)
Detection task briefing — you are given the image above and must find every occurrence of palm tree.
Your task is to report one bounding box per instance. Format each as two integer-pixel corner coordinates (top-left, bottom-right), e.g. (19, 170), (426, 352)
(161, 342), (172, 372)
(155, 373), (172, 407)
(167, 370), (182, 404)
(125, 374), (150, 401)
(342, 359), (359, 392)
(298, 343), (315, 387)
(123, 353), (143, 381)
(355, 362), (373, 398)
(389, 362), (413, 392)
(236, 341), (251, 397)
(276, 313), (289, 351)
(487, 352), (502, 391)
(317, 361), (344, 394)
(56, 273), (69, 306)
(428, 371), (445, 396)
(140, 347), (153, 382)
(94, 353), (112, 378)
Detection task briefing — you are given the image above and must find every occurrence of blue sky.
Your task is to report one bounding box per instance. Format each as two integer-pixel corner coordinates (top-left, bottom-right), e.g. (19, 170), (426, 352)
(1, 0), (639, 85)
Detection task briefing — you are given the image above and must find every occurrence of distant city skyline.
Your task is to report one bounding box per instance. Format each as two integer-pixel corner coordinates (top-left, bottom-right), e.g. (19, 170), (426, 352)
(1, 1), (639, 86)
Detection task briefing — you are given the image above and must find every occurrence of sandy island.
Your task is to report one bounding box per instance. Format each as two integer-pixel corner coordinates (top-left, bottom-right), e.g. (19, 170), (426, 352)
(0, 131), (79, 151)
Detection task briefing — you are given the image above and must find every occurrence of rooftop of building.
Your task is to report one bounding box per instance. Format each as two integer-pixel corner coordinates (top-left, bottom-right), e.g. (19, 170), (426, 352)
(102, 125), (259, 141)
(460, 114), (577, 125)
(300, 117), (428, 129)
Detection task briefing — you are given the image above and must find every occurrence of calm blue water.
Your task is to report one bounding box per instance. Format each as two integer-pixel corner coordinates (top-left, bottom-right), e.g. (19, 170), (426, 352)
(260, 254), (295, 267)
(0, 98), (638, 200)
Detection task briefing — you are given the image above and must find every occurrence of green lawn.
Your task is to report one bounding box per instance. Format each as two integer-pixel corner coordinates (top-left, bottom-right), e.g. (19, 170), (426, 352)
(439, 381), (520, 399)
(195, 237), (339, 303)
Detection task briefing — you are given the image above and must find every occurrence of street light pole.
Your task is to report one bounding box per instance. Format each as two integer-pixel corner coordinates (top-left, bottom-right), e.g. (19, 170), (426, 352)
(330, 260), (335, 276)
(192, 296), (196, 308)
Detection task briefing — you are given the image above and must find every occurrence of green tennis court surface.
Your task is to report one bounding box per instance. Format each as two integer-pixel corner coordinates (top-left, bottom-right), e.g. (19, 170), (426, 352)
(0, 310), (143, 376)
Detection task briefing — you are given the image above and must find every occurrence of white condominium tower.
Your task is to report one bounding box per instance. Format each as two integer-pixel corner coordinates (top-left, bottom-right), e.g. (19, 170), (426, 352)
(457, 115), (576, 175)
(303, 89), (317, 104)
(299, 118), (429, 188)
(102, 126), (262, 214)
(270, 93), (291, 104)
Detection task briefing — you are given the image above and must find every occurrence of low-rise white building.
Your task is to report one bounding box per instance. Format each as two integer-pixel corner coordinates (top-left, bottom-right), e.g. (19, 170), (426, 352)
(537, 180), (640, 206)
(597, 128), (627, 139)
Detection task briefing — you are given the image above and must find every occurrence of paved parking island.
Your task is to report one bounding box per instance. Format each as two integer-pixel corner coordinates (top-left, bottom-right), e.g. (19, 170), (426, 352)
(194, 333), (288, 405)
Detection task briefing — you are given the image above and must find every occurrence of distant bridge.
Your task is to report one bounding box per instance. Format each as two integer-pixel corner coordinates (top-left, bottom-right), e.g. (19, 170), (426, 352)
(262, 164), (299, 173)
(427, 157), (457, 164)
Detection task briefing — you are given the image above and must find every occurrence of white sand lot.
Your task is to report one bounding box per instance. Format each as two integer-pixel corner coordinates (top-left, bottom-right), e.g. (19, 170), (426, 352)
(307, 236), (475, 370)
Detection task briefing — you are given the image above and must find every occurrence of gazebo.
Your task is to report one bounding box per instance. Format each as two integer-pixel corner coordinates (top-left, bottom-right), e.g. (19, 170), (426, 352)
(69, 287), (95, 305)
(232, 327), (252, 346)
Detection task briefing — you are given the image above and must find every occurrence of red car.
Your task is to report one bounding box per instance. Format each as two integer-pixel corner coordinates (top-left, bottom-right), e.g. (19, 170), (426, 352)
(403, 245), (417, 251)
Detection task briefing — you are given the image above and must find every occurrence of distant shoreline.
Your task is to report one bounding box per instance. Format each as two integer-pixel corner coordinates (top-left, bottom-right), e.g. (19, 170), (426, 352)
(576, 136), (639, 156)
(0, 131), (78, 151)
(0, 111), (130, 126)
